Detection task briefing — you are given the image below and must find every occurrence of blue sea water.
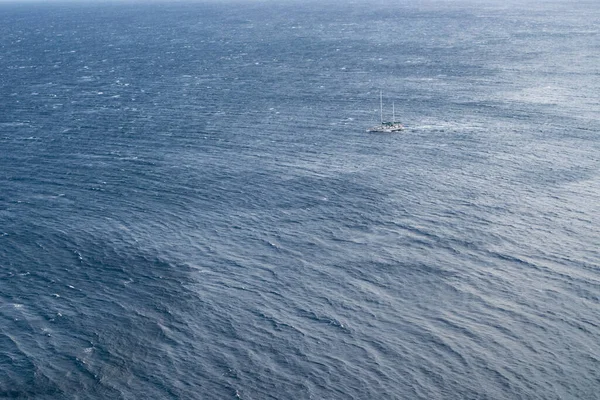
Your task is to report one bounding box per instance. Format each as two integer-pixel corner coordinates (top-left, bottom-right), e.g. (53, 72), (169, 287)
(1, 0), (599, 398)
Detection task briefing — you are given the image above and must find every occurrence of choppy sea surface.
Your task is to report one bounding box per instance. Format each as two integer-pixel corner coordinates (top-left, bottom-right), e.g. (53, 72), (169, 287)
(1, 1), (599, 398)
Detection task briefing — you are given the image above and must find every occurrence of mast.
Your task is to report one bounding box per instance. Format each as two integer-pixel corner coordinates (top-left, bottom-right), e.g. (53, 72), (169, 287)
(380, 90), (383, 124)
(393, 101), (395, 123)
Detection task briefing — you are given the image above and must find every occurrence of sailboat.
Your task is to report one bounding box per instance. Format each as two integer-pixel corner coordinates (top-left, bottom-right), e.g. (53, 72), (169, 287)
(367, 90), (404, 133)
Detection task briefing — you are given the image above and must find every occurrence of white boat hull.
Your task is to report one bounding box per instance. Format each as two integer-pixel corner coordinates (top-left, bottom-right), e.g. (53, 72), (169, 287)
(366, 124), (404, 133)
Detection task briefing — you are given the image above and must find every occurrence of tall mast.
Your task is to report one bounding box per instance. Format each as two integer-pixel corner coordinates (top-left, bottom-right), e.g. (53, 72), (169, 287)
(380, 90), (383, 124)
(393, 101), (395, 123)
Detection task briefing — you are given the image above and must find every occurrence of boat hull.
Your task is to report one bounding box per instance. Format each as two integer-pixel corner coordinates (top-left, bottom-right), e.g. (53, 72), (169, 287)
(366, 124), (404, 133)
